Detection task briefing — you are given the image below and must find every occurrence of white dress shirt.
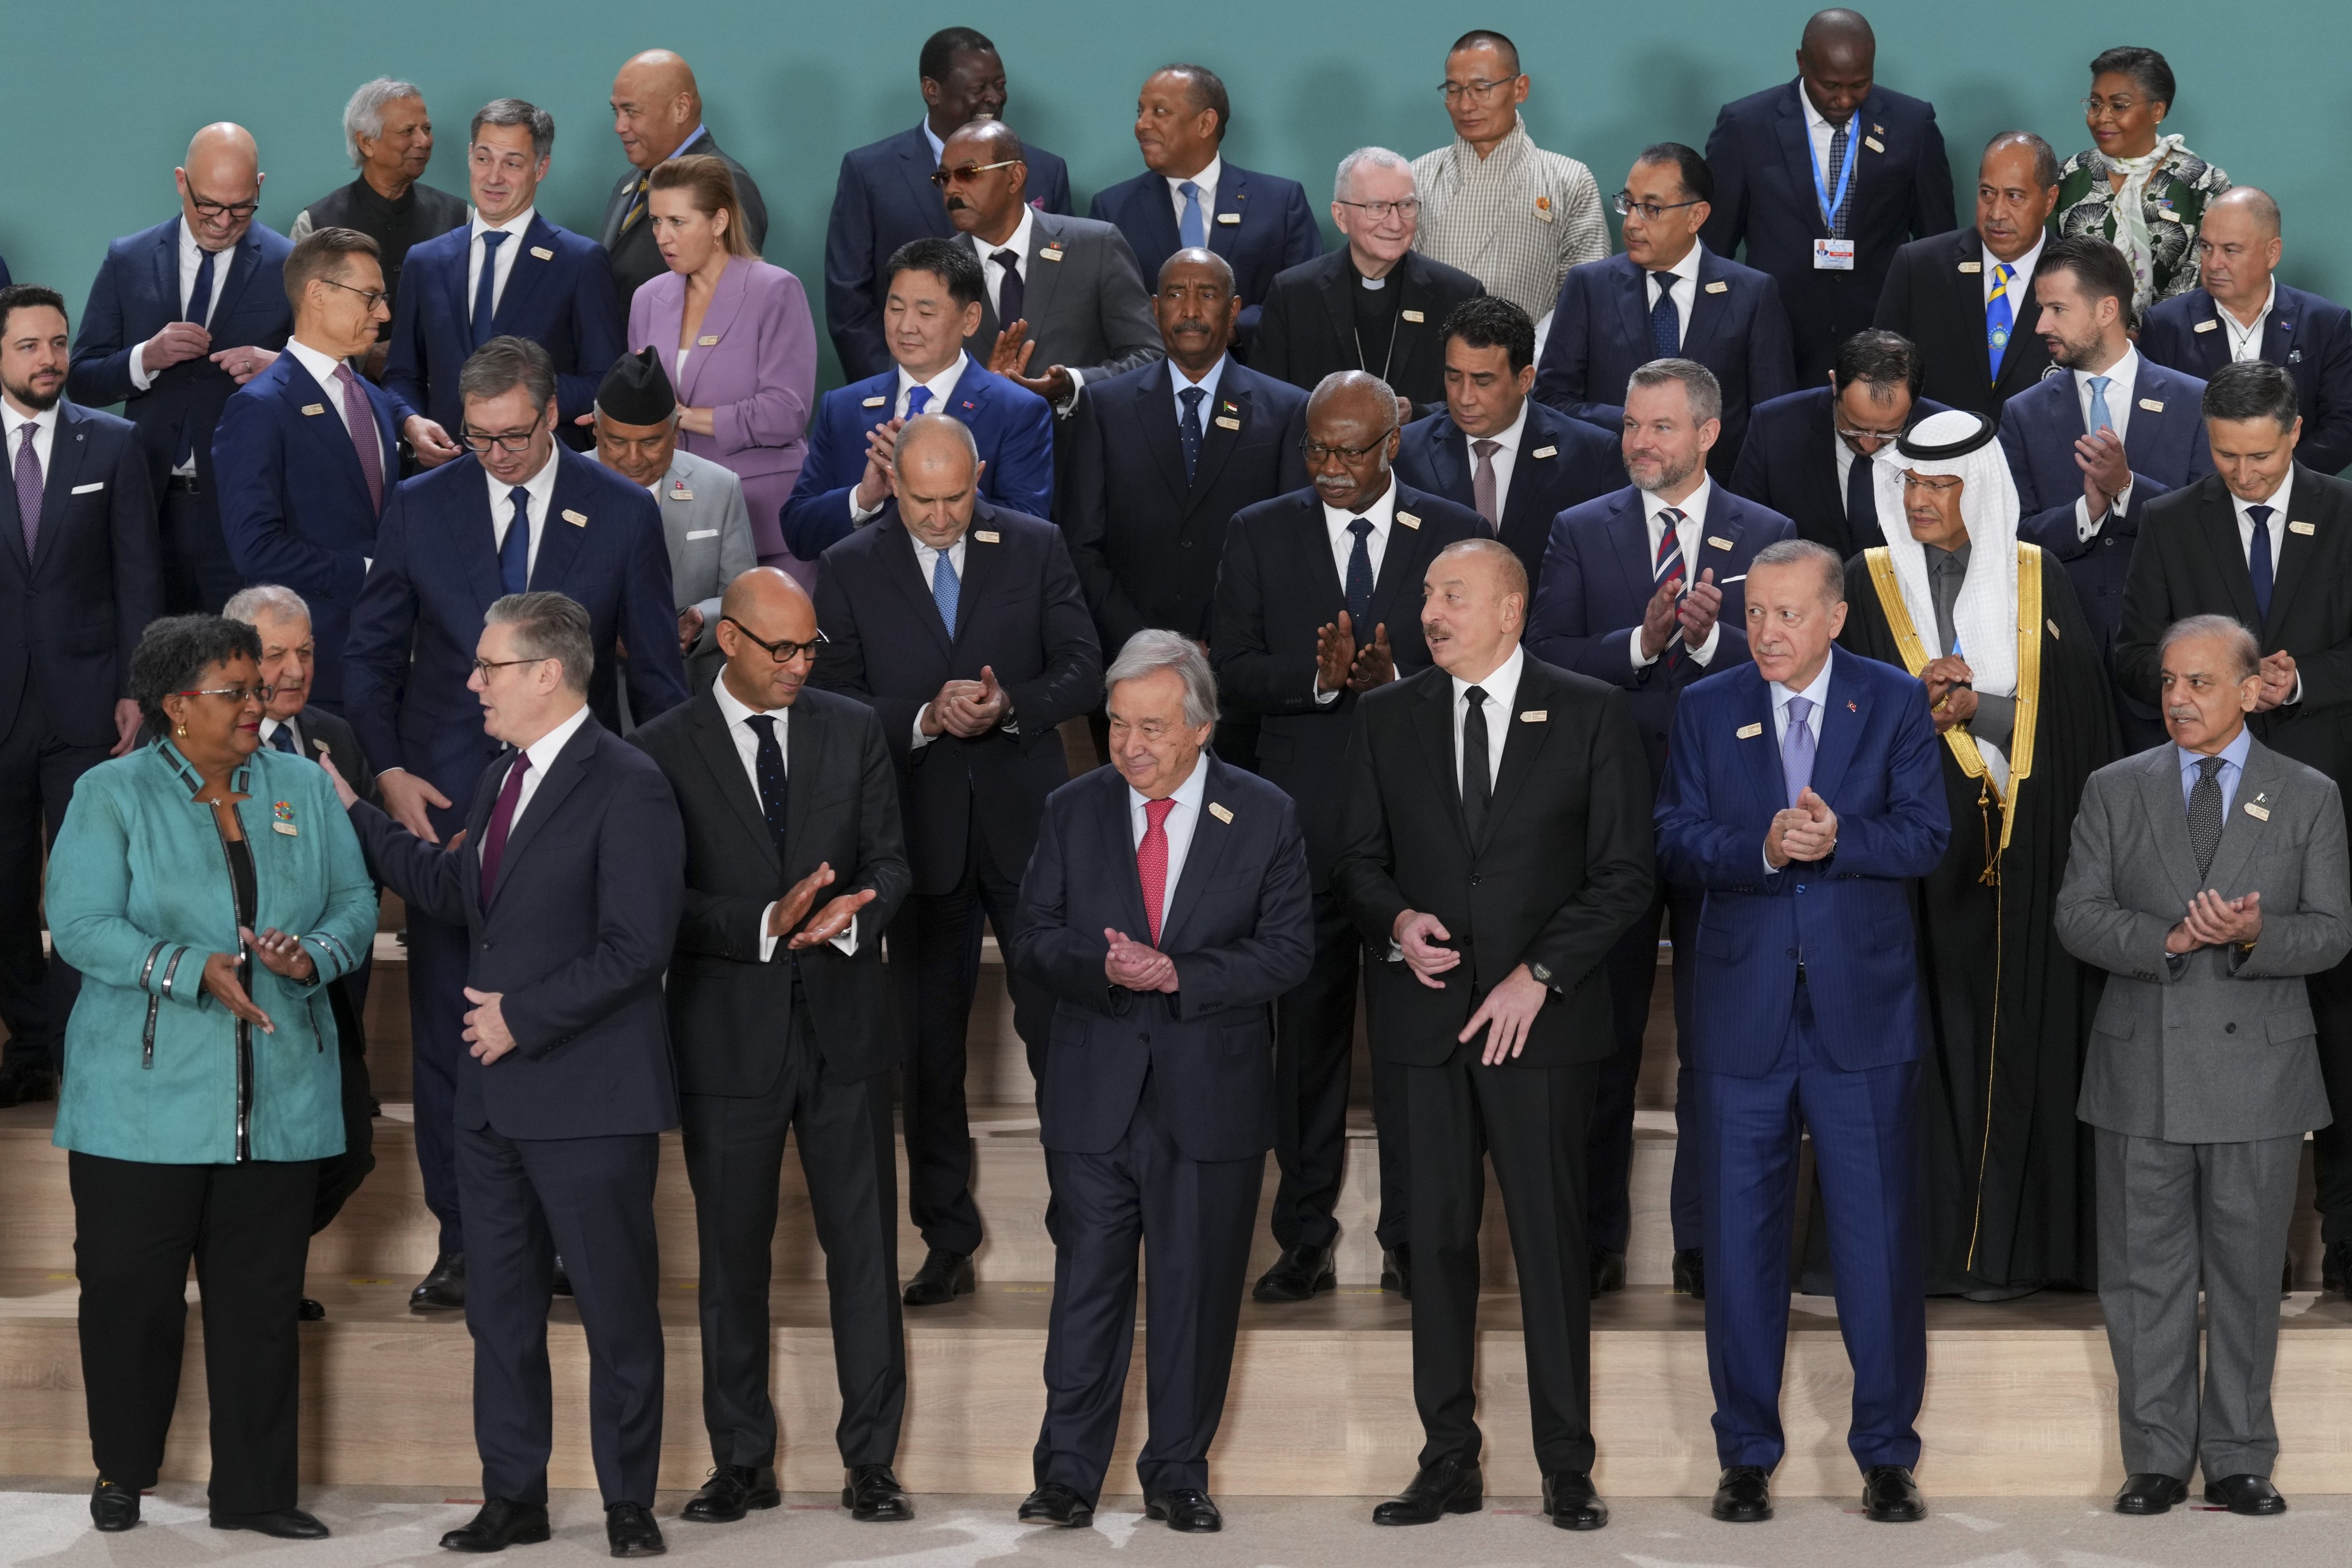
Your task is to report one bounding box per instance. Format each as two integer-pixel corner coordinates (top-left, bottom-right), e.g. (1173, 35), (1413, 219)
(1645, 241), (1704, 352)
(709, 673), (860, 959)
(128, 219), (230, 398)
(284, 338), (367, 444)
(1764, 649), (1835, 872)
(1313, 480), (1398, 701)
(484, 445), (561, 580)
(1167, 155), (1223, 230)
(847, 354), (974, 526)
(503, 702), (592, 831)
(1629, 478), (1725, 668)
(2222, 280), (2277, 364)
(1467, 397), (1530, 524)
(1449, 643), (1523, 791)
(1, 401), (57, 491)
(2073, 345), (2143, 540)
(1128, 746), (1210, 936)
(258, 715), (303, 752)
(1170, 353), (1228, 423)
(465, 208), (536, 326)
(1983, 234), (2046, 306)
(1798, 84), (1852, 221)
(907, 531), (971, 750)
(2234, 468), (2304, 705)
(972, 205), (1036, 326)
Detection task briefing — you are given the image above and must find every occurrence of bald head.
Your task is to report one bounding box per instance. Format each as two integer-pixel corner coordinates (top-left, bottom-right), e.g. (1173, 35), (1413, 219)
(178, 123), (263, 250)
(2208, 185), (2283, 238)
(1306, 369), (1397, 428)
(719, 564), (811, 628)
(897, 410), (980, 471)
(612, 49), (705, 169)
(186, 122), (257, 172)
(1796, 9), (1875, 123)
(716, 568), (818, 711)
(1800, 8), (1875, 51)
(2198, 186), (2285, 312)
(895, 413), (981, 547)
(948, 118), (1024, 163)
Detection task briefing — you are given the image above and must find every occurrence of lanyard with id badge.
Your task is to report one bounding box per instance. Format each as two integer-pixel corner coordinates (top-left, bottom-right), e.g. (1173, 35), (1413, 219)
(1812, 130), (1856, 272)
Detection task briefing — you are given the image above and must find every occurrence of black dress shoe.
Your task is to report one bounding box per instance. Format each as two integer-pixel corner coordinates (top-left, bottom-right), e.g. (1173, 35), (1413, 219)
(552, 1256), (573, 1297)
(1542, 1470), (1608, 1531)
(1252, 1242), (1335, 1302)
(1145, 1488), (1222, 1532)
(1589, 1246), (1627, 1298)
(1861, 1464), (1926, 1522)
(606, 1501), (665, 1557)
(90, 1478), (140, 1532)
(411, 1252), (466, 1311)
(843, 1463), (913, 1521)
(2114, 1473), (2189, 1514)
(903, 1248), (975, 1307)
(1018, 1482), (1093, 1527)
(440, 1498), (552, 1551)
(1381, 1246), (1412, 1301)
(2204, 1473), (2287, 1515)
(1711, 1464), (1773, 1522)
(1672, 1248), (1706, 1299)
(211, 1507), (331, 1539)
(299, 1297), (326, 1321)
(2324, 1239), (2352, 1296)
(0, 1057), (57, 1108)
(680, 1464), (779, 1523)
(1371, 1458), (1482, 1524)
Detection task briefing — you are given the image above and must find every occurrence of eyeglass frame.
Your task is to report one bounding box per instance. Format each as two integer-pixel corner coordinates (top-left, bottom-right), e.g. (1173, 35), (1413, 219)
(1835, 422), (1910, 445)
(1436, 76), (1519, 103)
(2081, 94), (2155, 121)
(1902, 473), (1964, 493)
(1299, 424), (1400, 465)
(470, 655), (554, 679)
(187, 192), (261, 221)
(459, 411), (550, 455)
(314, 275), (392, 313)
(929, 157), (1023, 188)
(720, 618), (829, 665)
(1613, 191), (1705, 222)
(171, 685), (268, 704)
(1333, 196), (1421, 224)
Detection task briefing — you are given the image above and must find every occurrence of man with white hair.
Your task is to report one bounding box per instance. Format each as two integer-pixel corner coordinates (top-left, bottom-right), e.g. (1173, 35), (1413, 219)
(1836, 408), (2115, 1301)
(1253, 147), (1485, 411)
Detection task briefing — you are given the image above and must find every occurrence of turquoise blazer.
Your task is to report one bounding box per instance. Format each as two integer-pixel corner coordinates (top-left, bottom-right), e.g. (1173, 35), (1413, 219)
(47, 741), (377, 1164)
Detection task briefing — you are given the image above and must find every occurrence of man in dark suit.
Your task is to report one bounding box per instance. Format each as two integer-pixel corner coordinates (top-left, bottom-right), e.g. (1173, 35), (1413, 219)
(781, 239), (1054, 559)
(343, 335), (687, 1312)
(1527, 358), (1793, 1296)
(2115, 360), (2352, 1294)
(599, 50), (768, 307)
(1535, 144), (1796, 484)
(1212, 371), (1489, 1302)
(1873, 131), (2059, 419)
(1729, 327), (1947, 558)
(1011, 631), (1313, 1533)
(2141, 188), (2352, 478)
(1395, 296), (1620, 588)
(1655, 539), (1948, 1526)
(812, 414), (1100, 1306)
(1088, 65), (1322, 355)
(2005, 237), (2212, 750)
(213, 228), (398, 712)
(383, 100), (624, 468)
(68, 123), (292, 613)
(631, 567), (917, 1525)
(1334, 539), (1654, 1531)
(0, 283), (160, 1108)
(339, 591), (683, 1558)
(1253, 149), (1484, 412)
(1700, 9), (1955, 385)
(824, 26), (1074, 381)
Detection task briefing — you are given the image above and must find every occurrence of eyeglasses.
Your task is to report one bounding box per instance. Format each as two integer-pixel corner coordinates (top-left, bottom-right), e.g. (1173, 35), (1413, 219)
(1300, 426), (1398, 465)
(721, 618), (828, 665)
(174, 685), (267, 705)
(1902, 474), (1963, 493)
(929, 159), (1022, 188)
(316, 276), (391, 312)
(2081, 95), (2145, 120)
(460, 414), (547, 455)
(188, 192), (261, 221)
(1334, 196), (1420, 223)
(1437, 77), (1516, 103)
(1613, 192), (1704, 221)
(1835, 424), (1907, 444)
(470, 655), (552, 678)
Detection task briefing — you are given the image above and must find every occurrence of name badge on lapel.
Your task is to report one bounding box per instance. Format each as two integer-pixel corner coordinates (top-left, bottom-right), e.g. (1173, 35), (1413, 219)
(1736, 722), (1764, 739)
(272, 800), (298, 836)
(300, 403), (327, 416)
(1863, 135), (1886, 154)
(2138, 399), (2165, 413)
(1705, 280), (1729, 293)
(1038, 245), (1065, 262)
(1207, 801), (1234, 823)
(1706, 535), (1733, 551)
(861, 395), (887, 408)
(1958, 261), (1983, 273)
(1534, 195), (1555, 223)
(1531, 445), (1557, 459)
(1216, 211), (1241, 225)
(697, 335), (719, 346)
(1402, 309), (1425, 323)
(529, 245), (555, 260)
(1395, 511), (1422, 530)
(2246, 800), (2272, 821)
(974, 530), (1001, 543)
(2194, 319), (2219, 333)
(1214, 416), (1241, 430)
(1519, 710), (1547, 723)
(562, 508), (588, 527)
(2290, 520), (2317, 535)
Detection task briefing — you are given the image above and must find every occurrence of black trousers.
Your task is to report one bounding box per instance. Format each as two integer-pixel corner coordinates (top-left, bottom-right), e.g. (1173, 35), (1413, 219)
(1034, 1073), (1263, 1504)
(894, 812), (1049, 1255)
(310, 972), (376, 1234)
(2307, 956), (2352, 1247)
(1269, 889), (1409, 1250)
(457, 1120), (663, 1507)
(681, 995), (905, 1469)
(0, 693), (109, 1065)
(69, 1152), (320, 1513)
(1590, 880), (1704, 1253)
(1405, 1048), (1598, 1476)
(159, 481), (239, 615)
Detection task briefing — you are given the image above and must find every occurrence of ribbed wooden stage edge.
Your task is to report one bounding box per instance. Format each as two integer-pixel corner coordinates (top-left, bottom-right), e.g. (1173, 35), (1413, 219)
(9, 1275), (2352, 1497)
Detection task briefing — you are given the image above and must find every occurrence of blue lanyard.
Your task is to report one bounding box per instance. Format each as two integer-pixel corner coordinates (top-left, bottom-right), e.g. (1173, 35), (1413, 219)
(1811, 123), (1855, 230)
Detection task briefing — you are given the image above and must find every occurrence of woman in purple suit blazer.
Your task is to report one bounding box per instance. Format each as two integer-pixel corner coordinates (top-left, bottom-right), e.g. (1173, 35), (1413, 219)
(628, 155), (817, 573)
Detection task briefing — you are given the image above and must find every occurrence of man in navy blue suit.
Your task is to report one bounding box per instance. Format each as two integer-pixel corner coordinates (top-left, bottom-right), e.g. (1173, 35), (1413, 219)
(2141, 188), (2352, 477)
(343, 336), (686, 1314)
(214, 228), (399, 712)
(1700, 10), (1955, 386)
(1395, 296), (1619, 589)
(1729, 328), (1947, 559)
(338, 591), (684, 1558)
(0, 284), (161, 1108)
(383, 99), (623, 469)
(783, 240), (1053, 561)
(1655, 538), (1947, 1527)
(68, 123), (292, 614)
(2003, 237), (2211, 750)
(1011, 632), (1312, 1532)
(824, 27), (1073, 381)
(1527, 359), (1794, 1299)
(1535, 144), (1795, 484)
(1088, 65), (1321, 356)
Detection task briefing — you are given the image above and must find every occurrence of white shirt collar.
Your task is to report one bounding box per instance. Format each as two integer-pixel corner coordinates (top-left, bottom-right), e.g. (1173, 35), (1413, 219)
(2222, 279), (2278, 332)
(895, 349), (969, 407)
(284, 337), (352, 393)
(1472, 396), (1532, 456)
(0, 400), (57, 441)
(472, 206), (536, 240)
(2076, 343), (2140, 399)
(1646, 238), (1705, 287)
(974, 204), (1035, 267)
(1129, 744), (1211, 821)
(1166, 153), (1223, 204)
(487, 444), (562, 516)
(258, 714), (296, 747)
(712, 669), (781, 729)
(2231, 468), (2293, 520)
(1645, 475), (1712, 530)
(1773, 648), (1835, 715)
(1450, 642), (1525, 710)
(1321, 476), (1397, 541)
(1170, 354), (1229, 404)
(1800, 85), (1832, 134)
(1983, 233), (2045, 289)
(519, 701), (591, 775)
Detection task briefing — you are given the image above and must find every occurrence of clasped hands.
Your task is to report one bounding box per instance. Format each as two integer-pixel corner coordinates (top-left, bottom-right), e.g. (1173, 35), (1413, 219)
(1104, 927), (1179, 993)
(2254, 650), (2296, 712)
(986, 321), (1076, 405)
(1764, 787), (1838, 868)
(1922, 655), (1978, 735)
(1639, 567), (1724, 661)
(198, 925), (319, 1035)
(2075, 426), (2133, 516)
(1392, 910), (1548, 1065)
(766, 860), (879, 949)
(143, 320), (277, 385)
(2163, 889), (2263, 955)
(1315, 611), (1395, 696)
(921, 665), (1011, 737)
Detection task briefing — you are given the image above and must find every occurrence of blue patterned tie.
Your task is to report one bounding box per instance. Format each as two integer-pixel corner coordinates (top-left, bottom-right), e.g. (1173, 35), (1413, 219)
(2248, 504), (2275, 621)
(932, 546), (960, 638)
(905, 384), (932, 419)
(269, 724), (300, 755)
(472, 230), (509, 350)
(1649, 272), (1680, 361)
(2087, 375), (2117, 438)
(499, 486), (531, 594)
(1344, 517), (1375, 631)
(175, 248), (219, 464)
(1177, 385), (1204, 482)
(1179, 180), (1206, 249)
(1782, 696), (1816, 808)
(1986, 262), (2015, 383)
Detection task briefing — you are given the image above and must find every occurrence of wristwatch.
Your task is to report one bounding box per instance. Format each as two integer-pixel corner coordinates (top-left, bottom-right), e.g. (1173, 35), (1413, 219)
(1528, 960), (1556, 988)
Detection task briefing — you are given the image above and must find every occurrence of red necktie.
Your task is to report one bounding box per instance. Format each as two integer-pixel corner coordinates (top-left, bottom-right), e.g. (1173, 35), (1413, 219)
(1137, 797), (1176, 945)
(477, 752), (532, 908)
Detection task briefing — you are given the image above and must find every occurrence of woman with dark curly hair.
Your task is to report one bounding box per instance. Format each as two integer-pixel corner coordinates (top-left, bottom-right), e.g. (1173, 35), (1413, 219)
(44, 614), (377, 1539)
(2053, 46), (2231, 315)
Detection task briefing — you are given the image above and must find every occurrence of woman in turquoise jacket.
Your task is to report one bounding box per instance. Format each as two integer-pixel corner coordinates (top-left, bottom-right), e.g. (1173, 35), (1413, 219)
(46, 615), (376, 1540)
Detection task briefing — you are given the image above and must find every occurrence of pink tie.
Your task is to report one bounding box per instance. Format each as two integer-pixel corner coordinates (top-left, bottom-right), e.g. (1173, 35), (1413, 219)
(1137, 797), (1176, 945)
(333, 363), (385, 513)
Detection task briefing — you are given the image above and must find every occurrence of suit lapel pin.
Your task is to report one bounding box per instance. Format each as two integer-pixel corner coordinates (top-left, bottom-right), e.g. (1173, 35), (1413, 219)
(529, 245), (555, 261)
(272, 800), (298, 836)
(1706, 535), (1732, 550)
(1737, 722), (1764, 739)
(697, 335), (719, 346)
(300, 403), (326, 416)
(1531, 445), (1557, 459)
(974, 529), (1001, 543)
(1846, 700), (1857, 713)
(1863, 135), (1886, 153)
(1705, 280), (1729, 293)
(2047, 618), (2061, 639)
(1039, 245), (1065, 262)
(2246, 800), (2272, 821)
(1396, 511), (1422, 530)
(1519, 710), (1548, 723)
(1402, 308), (1426, 323)
(1534, 194), (1555, 223)
(2290, 348), (2304, 364)
(1959, 261), (1983, 273)
(961, 400), (976, 411)
(562, 508), (588, 527)
(1214, 415), (1241, 430)
(1208, 801), (1234, 824)
(2193, 319), (2219, 333)
(2138, 397), (2165, 413)
(2290, 520), (2316, 535)
(861, 395), (887, 408)
(1872, 122), (1885, 134)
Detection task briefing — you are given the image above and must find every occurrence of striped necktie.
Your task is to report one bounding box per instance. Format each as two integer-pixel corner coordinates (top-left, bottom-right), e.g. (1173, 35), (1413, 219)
(1986, 262), (2015, 383)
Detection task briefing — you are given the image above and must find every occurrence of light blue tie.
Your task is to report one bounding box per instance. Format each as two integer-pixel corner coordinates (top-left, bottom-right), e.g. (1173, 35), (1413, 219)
(932, 547), (959, 638)
(2087, 375), (2117, 438)
(1178, 180), (1206, 250)
(1782, 696), (1816, 808)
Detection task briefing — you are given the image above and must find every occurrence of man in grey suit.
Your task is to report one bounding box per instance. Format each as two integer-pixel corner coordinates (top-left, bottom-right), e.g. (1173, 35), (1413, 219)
(939, 119), (1161, 423)
(600, 50), (768, 306)
(2056, 613), (2352, 1520)
(593, 348), (755, 682)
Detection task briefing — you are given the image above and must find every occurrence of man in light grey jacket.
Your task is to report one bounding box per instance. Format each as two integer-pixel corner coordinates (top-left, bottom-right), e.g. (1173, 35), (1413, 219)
(2056, 613), (2352, 1520)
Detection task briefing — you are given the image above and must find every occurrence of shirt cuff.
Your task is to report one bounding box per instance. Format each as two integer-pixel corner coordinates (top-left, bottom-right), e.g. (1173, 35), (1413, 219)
(1687, 620), (1723, 666)
(129, 339), (160, 393)
(2288, 670), (2304, 705)
(2075, 495), (2102, 541)
(1630, 626), (1657, 669)
(912, 706), (938, 748)
(1053, 368), (1087, 416)
(1314, 678), (1341, 705)
(759, 907), (860, 961)
(849, 492), (885, 526)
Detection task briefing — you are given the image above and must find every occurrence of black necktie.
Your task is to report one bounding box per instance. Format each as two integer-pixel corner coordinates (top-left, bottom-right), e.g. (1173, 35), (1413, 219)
(1344, 517), (1375, 631)
(992, 248), (1025, 327)
(2247, 504), (2276, 622)
(1461, 685), (1492, 844)
(2189, 755), (2225, 880)
(1177, 385), (1205, 483)
(744, 713), (790, 858)
(1846, 449), (1878, 543)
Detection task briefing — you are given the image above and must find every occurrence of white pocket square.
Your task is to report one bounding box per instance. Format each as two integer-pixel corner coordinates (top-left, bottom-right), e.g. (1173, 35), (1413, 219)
(71, 482), (106, 494)
(685, 528), (719, 540)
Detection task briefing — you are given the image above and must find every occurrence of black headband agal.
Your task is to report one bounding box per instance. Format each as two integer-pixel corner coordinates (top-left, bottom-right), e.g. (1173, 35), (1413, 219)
(1895, 411), (2000, 461)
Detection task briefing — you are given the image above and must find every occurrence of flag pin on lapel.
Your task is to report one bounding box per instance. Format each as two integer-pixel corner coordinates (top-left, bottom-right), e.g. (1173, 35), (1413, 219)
(1208, 801), (1234, 824)
(1847, 701), (1858, 713)
(2247, 794), (2272, 821)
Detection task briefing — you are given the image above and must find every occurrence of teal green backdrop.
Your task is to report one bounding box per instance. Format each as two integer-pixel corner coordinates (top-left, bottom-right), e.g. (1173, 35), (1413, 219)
(9, 0), (2347, 387)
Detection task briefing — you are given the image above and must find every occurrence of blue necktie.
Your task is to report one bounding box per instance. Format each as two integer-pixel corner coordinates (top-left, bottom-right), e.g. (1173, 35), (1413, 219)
(1649, 272), (1680, 361)
(1986, 262), (2015, 383)
(743, 713), (789, 858)
(1177, 385), (1204, 482)
(2248, 504), (2275, 621)
(1782, 696), (1816, 808)
(175, 247), (219, 464)
(905, 384), (931, 419)
(1846, 449), (1879, 542)
(1178, 180), (1206, 250)
(472, 230), (510, 350)
(269, 724), (299, 755)
(499, 486), (531, 594)
(1344, 516), (1374, 631)
(932, 547), (960, 638)
(2087, 374), (2117, 438)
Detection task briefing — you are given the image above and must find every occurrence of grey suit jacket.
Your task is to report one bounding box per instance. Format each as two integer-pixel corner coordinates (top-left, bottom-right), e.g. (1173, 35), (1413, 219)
(969, 210), (1162, 406)
(2057, 736), (2352, 1142)
(598, 131), (770, 303)
(648, 447), (756, 643)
